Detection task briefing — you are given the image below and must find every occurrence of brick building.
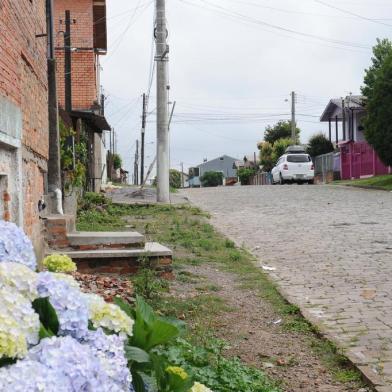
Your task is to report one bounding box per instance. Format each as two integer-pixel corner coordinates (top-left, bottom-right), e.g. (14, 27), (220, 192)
(0, 0), (49, 256)
(54, 0), (110, 192)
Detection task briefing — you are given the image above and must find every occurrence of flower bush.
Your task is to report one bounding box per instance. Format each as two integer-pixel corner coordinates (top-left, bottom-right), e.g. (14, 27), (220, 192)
(43, 254), (77, 273)
(0, 220), (216, 392)
(0, 221), (36, 270)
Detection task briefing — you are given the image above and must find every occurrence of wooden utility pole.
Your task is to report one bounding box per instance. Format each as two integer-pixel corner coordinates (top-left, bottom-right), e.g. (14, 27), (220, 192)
(342, 97), (346, 141)
(64, 10), (72, 113)
(134, 140), (139, 185)
(291, 91), (296, 144)
(140, 93), (147, 185)
(46, 0), (62, 208)
(181, 162), (184, 188)
(156, 0), (170, 202)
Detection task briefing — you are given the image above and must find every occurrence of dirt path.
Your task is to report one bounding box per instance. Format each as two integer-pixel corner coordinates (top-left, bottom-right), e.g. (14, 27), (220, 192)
(171, 263), (368, 392)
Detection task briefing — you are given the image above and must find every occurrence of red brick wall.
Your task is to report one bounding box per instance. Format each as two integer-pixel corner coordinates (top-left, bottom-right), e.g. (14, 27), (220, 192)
(0, 0), (49, 256)
(54, 0), (99, 110)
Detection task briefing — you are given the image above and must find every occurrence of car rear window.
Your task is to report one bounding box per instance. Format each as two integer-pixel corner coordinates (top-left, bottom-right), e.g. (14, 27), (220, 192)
(287, 155), (310, 163)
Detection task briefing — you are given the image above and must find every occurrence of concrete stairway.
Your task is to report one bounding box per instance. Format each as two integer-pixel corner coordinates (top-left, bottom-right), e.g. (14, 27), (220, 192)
(44, 215), (173, 277)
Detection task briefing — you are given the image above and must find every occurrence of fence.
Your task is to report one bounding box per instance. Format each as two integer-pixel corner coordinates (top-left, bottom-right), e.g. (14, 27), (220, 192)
(249, 172), (272, 185)
(314, 152), (341, 184)
(340, 141), (390, 180)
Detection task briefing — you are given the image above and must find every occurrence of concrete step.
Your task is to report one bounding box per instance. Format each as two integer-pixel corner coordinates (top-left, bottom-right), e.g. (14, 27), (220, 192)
(46, 242), (173, 276)
(67, 231), (145, 250)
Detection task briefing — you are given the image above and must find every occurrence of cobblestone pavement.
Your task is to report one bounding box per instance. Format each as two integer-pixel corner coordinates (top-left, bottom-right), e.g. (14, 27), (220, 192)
(183, 185), (392, 391)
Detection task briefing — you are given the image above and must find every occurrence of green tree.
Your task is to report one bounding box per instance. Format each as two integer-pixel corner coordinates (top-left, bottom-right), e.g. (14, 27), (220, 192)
(113, 154), (122, 170)
(264, 120), (300, 144)
(169, 169), (182, 189)
(272, 138), (292, 164)
(237, 167), (256, 185)
(362, 39), (392, 167)
(200, 171), (223, 187)
(307, 133), (334, 158)
(258, 141), (274, 172)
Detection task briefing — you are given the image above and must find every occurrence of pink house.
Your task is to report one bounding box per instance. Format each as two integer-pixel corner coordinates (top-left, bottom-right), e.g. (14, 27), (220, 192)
(320, 95), (390, 180)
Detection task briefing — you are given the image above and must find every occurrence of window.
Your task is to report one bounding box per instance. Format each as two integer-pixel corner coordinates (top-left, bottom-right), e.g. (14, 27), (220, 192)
(287, 155), (311, 163)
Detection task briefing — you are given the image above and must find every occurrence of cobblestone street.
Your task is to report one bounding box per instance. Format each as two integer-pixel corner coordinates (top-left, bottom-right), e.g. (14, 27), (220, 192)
(184, 185), (392, 391)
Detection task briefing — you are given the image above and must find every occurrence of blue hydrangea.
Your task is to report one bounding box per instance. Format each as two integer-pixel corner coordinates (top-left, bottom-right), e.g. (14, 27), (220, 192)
(36, 272), (89, 339)
(28, 336), (125, 391)
(80, 328), (133, 390)
(0, 220), (36, 271)
(0, 359), (72, 391)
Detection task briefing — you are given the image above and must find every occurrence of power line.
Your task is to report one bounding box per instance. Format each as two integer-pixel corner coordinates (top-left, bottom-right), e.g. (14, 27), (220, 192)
(314, 0), (392, 27)
(179, 0), (372, 52)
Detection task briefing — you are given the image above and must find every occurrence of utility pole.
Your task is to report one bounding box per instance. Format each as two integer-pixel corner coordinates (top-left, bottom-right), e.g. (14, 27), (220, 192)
(155, 0), (170, 203)
(181, 162), (184, 188)
(64, 10), (72, 113)
(46, 0), (62, 213)
(134, 140), (139, 185)
(291, 91), (296, 144)
(342, 97), (346, 141)
(140, 93), (147, 185)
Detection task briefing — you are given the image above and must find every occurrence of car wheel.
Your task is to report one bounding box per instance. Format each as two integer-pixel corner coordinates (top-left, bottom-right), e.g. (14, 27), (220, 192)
(308, 180), (314, 185)
(279, 174), (285, 185)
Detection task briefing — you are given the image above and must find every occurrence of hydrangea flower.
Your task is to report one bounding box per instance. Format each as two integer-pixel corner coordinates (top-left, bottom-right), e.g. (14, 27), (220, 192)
(0, 359), (72, 392)
(0, 286), (40, 347)
(0, 314), (27, 359)
(28, 336), (124, 391)
(190, 382), (214, 392)
(80, 328), (133, 390)
(0, 262), (38, 301)
(36, 272), (89, 339)
(84, 293), (134, 335)
(52, 272), (80, 290)
(0, 220), (36, 270)
(43, 254), (77, 273)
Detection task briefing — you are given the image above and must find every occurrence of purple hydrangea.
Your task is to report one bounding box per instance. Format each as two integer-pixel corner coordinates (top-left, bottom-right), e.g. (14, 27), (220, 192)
(36, 272), (89, 339)
(0, 359), (72, 391)
(80, 328), (133, 390)
(28, 336), (124, 391)
(0, 220), (36, 271)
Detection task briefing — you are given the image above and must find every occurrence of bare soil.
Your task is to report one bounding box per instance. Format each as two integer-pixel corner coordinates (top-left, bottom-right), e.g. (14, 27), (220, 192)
(171, 263), (368, 392)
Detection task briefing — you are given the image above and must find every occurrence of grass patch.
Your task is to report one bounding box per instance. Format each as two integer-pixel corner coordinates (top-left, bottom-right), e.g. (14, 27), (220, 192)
(76, 198), (366, 389)
(334, 174), (392, 191)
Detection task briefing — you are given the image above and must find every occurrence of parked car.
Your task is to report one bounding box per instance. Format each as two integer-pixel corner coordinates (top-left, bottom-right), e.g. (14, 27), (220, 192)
(271, 153), (314, 184)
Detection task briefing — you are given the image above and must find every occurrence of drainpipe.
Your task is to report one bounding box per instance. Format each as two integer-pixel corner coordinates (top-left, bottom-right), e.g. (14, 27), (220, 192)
(46, 0), (63, 214)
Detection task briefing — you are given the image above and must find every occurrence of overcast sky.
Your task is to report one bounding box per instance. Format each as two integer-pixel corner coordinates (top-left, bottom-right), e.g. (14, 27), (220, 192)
(101, 0), (392, 177)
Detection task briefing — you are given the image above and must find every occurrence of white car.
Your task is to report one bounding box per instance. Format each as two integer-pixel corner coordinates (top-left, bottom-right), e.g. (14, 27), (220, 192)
(271, 153), (314, 184)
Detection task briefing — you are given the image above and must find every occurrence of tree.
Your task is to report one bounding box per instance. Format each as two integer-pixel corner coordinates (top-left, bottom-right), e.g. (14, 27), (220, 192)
(264, 120), (300, 145)
(113, 154), (122, 170)
(237, 167), (256, 185)
(272, 138), (292, 164)
(258, 141), (274, 172)
(307, 133), (334, 158)
(169, 169), (182, 189)
(200, 171), (223, 187)
(363, 44), (392, 166)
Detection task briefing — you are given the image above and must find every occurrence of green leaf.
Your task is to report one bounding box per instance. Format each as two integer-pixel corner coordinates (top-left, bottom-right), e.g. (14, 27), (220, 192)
(39, 323), (55, 339)
(146, 319), (180, 350)
(32, 297), (59, 336)
(125, 346), (150, 364)
(114, 297), (134, 318)
(0, 357), (16, 368)
(136, 295), (155, 326)
(132, 370), (147, 392)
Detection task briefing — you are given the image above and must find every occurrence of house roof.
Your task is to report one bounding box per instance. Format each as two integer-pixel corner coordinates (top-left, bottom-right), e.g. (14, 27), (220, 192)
(71, 110), (111, 132)
(197, 155), (237, 168)
(320, 95), (366, 122)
